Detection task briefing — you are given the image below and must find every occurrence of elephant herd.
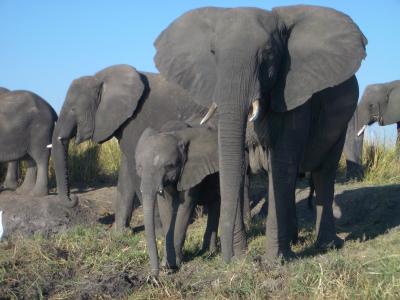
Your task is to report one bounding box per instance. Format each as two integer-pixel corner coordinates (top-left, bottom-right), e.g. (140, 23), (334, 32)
(1, 5), (400, 276)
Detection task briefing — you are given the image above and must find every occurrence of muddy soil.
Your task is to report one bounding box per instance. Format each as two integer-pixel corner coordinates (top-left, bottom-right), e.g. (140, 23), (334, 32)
(0, 187), (115, 239)
(1, 177), (399, 243)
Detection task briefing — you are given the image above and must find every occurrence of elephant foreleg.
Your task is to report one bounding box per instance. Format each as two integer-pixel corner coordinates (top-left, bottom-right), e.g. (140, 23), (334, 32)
(313, 135), (345, 250)
(265, 158), (298, 262)
(2, 161), (18, 190)
(115, 153), (135, 230)
(157, 188), (178, 269)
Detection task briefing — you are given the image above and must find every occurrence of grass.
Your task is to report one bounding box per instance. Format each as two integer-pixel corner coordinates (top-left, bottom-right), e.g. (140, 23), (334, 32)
(1, 138), (400, 298)
(64, 138), (120, 186)
(1, 215), (399, 299)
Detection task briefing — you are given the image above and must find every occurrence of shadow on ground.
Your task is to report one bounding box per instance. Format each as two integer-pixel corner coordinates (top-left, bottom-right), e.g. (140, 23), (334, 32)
(296, 183), (400, 245)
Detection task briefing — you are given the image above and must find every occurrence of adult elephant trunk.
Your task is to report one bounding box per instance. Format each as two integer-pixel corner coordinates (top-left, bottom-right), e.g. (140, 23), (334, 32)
(142, 186), (159, 276)
(218, 102), (248, 262)
(52, 116), (78, 208)
(343, 110), (364, 180)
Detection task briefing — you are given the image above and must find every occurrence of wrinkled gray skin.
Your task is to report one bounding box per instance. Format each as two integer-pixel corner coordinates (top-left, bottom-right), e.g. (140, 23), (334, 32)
(136, 122), (220, 275)
(154, 6), (367, 262)
(342, 113), (365, 180)
(0, 88), (18, 191)
(52, 64), (206, 232)
(0, 87), (57, 196)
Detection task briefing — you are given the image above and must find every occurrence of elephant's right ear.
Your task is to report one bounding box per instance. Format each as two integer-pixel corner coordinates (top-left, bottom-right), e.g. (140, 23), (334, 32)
(154, 7), (225, 107)
(93, 65), (145, 143)
(177, 128), (219, 191)
(271, 5), (367, 112)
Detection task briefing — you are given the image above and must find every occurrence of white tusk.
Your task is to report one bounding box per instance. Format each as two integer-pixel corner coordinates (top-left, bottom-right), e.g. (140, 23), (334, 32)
(200, 102), (218, 125)
(46, 144), (52, 149)
(357, 125), (367, 137)
(57, 136), (62, 141)
(248, 99), (260, 122)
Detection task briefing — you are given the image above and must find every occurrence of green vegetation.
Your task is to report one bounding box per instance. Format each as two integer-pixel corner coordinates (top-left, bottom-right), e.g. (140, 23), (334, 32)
(1, 215), (399, 299)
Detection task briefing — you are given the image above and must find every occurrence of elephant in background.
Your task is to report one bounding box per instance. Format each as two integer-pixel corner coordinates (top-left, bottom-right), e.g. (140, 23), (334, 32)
(52, 65), (207, 231)
(135, 120), (220, 275)
(0, 87), (57, 196)
(343, 80), (400, 180)
(154, 5), (367, 262)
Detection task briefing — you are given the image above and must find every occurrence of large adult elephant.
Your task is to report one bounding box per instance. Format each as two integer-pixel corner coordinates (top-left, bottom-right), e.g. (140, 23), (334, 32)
(345, 80), (400, 173)
(52, 64), (206, 229)
(154, 6), (367, 262)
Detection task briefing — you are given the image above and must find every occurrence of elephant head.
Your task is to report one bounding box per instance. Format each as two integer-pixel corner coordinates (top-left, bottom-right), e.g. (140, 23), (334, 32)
(355, 80), (400, 136)
(135, 124), (218, 275)
(52, 64), (145, 207)
(154, 5), (367, 261)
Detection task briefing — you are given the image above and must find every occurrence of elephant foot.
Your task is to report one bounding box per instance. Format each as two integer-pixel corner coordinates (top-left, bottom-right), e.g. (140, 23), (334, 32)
(316, 235), (344, 251)
(16, 186), (31, 195)
(30, 187), (48, 197)
(255, 250), (298, 270)
(265, 240), (297, 265)
(161, 255), (181, 272)
(1, 181), (18, 191)
(112, 223), (132, 235)
(233, 231), (247, 258)
(291, 231), (299, 245)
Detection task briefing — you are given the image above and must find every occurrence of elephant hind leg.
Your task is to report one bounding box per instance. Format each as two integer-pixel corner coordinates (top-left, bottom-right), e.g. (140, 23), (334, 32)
(313, 134), (346, 250)
(172, 190), (197, 267)
(2, 161), (19, 190)
(31, 153), (50, 197)
(202, 197), (220, 253)
(16, 157), (37, 195)
(201, 175), (220, 253)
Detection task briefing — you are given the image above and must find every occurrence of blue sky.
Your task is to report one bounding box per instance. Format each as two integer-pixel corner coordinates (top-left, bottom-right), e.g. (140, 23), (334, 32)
(1, 0), (399, 140)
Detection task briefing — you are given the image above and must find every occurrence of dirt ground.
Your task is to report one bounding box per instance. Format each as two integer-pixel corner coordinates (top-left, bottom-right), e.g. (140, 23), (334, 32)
(1, 177), (399, 242)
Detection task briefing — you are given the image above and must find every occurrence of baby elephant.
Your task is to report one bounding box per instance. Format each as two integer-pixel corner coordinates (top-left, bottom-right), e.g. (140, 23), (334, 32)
(135, 121), (220, 276)
(0, 87), (57, 196)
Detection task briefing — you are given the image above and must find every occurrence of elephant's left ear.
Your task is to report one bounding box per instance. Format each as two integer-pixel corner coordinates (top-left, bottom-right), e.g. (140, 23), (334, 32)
(177, 128), (219, 191)
(93, 65), (145, 143)
(271, 5), (367, 112)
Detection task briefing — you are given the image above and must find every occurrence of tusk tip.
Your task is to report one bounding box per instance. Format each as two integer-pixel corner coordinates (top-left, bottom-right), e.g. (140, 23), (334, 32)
(357, 125), (367, 137)
(46, 144), (52, 149)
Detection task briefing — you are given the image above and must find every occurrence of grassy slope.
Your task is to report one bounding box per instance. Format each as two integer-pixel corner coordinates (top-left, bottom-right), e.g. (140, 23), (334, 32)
(0, 138), (400, 299)
(0, 212), (399, 299)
